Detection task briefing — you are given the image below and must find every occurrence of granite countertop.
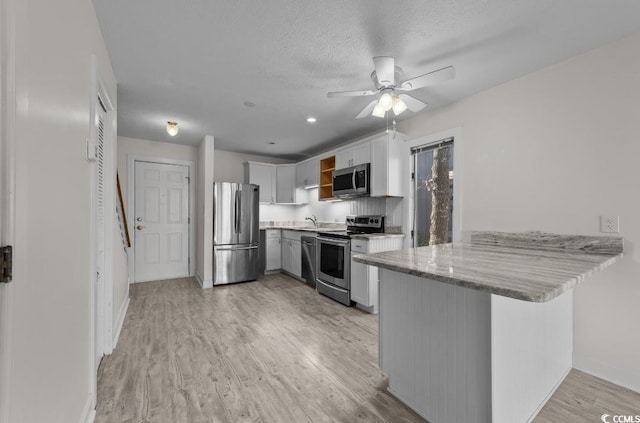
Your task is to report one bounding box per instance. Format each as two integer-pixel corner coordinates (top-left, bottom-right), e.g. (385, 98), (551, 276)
(260, 226), (323, 233)
(350, 233), (405, 240)
(353, 231), (623, 302)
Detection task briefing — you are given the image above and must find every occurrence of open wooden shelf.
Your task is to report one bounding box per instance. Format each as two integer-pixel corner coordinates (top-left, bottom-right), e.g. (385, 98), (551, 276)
(319, 155), (336, 200)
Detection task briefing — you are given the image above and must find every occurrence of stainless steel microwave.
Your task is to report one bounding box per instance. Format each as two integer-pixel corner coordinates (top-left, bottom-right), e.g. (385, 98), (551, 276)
(332, 163), (370, 198)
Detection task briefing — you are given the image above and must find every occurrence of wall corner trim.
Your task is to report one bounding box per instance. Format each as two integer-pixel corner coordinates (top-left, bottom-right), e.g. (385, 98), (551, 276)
(78, 394), (96, 423)
(195, 274), (213, 289)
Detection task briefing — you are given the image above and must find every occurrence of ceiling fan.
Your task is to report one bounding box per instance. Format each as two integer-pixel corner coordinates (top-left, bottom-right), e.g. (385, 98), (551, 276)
(327, 57), (455, 119)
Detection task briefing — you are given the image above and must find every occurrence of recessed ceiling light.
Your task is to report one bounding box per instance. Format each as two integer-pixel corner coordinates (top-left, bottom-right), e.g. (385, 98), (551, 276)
(306, 116), (317, 124)
(268, 141), (276, 145)
(243, 101), (256, 107)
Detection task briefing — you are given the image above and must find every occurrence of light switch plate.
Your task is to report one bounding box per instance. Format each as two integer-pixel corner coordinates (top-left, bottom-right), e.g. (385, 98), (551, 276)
(600, 215), (620, 233)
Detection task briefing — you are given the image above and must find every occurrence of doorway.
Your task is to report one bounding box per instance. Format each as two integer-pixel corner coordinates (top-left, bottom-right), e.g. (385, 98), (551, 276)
(133, 161), (191, 282)
(412, 137), (455, 247)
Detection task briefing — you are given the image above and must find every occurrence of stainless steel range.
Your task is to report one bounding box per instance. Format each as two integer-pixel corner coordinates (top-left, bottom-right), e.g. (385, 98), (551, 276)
(316, 215), (385, 306)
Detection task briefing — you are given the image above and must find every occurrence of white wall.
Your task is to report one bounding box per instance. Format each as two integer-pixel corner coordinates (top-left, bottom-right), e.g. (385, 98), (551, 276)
(117, 136), (198, 200)
(197, 136), (214, 287)
(214, 149), (290, 183)
(296, 189), (350, 223)
(399, 32), (640, 392)
(6, 0), (118, 421)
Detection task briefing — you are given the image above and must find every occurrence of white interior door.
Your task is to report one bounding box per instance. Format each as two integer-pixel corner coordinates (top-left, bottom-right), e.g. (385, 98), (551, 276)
(134, 161), (189, 282)
(94, 95), (107, 368)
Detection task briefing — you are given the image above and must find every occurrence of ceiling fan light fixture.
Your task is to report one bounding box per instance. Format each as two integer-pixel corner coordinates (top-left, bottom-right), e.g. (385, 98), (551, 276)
(166, 121), (179, 136)
(392, 96), (407, 116)
(372, 103), (386, 118)
(378, 92), (393, 111)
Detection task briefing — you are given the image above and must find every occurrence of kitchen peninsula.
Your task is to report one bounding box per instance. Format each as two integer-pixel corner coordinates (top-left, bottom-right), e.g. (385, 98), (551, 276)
(353, 231), (623, 423)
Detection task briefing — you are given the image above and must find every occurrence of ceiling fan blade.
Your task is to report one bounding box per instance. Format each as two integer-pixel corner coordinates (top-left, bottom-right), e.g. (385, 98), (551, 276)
(373, 56), (395, 86)
(327, 90), (377, 98)
(355, 100), (379, 119)
(399, 65), (455, 91)
(398, 94), (427, 112)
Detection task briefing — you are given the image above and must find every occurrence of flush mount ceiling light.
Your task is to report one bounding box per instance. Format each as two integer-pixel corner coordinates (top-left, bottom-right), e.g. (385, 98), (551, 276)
(306, 116), (317, 124)
(166, 121), (179, 136)
(327, 56), (455, 119)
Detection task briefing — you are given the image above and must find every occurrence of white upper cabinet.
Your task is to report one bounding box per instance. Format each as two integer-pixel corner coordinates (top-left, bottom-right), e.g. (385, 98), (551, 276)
(295, 158), (319, 188)
(370, 132), (405, 197)
(245, 161), (276, 203)
(276, 165), (296, 203)
(352, 142), (371, 166)
(336, 142), (371, 169)
(245, 162), (307, 204)
(246, 130), (402, 202)
(335, 148), (351, 170)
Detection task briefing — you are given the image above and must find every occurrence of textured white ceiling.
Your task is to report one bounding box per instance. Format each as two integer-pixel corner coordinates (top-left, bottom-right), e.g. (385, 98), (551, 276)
(93, 0), (640, 159)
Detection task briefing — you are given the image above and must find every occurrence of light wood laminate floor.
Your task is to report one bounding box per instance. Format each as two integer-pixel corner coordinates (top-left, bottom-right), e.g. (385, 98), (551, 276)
(96, 274), (640, 423)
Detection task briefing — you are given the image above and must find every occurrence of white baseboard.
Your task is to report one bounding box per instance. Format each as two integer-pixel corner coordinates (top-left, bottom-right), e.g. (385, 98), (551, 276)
(573, 352), (640, 393)
(112, 296), (130, 349)
(78, 394), (95, 423)
(195, 274), (213, 289)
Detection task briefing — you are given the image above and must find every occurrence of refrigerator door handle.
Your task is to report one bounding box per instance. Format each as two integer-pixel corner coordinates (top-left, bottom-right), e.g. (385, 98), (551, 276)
(234, 189), (240, 235)
(234, 245), (258, 251)
(236, 189), (242, 234)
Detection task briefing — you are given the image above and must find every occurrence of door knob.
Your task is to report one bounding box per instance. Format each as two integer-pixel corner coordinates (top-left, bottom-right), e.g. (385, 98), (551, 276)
(136, 217), (143, 222)
(136, 225), (145, 230)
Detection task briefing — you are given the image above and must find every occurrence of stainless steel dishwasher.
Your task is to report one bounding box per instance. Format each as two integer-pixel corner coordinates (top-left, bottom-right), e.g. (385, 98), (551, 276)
(301, 236), (316, 288)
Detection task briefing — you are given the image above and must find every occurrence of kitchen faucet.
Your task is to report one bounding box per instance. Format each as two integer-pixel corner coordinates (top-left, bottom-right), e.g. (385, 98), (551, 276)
(305, 215), (318, 228)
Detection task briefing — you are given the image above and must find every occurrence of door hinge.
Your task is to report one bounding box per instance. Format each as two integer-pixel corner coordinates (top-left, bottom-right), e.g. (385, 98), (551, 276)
(185, 176), (190, 183)
(0, 245), (13, 283)
(411, 172), (415, 181)
(411, 230), (415, 239)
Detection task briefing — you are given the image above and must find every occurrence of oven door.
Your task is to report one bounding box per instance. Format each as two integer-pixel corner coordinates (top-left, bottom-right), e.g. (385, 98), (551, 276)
(316, 237), (351, 290)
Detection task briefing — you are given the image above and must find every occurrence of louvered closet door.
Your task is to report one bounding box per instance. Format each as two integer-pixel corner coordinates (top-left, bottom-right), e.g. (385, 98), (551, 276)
(134, 161), (189, 282)
(94, 96), (107, 367)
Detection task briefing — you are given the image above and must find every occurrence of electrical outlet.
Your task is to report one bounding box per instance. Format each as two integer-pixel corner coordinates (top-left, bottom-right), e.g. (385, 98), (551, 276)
(600, 215), (620, 233)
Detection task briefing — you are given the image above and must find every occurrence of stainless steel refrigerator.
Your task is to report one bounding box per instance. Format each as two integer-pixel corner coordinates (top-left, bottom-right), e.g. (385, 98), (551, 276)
(213, 182), (260, 285)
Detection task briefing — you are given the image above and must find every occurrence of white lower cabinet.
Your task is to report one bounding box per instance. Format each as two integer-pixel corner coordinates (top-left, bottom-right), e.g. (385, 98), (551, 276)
(265, 230), (281, 271)
(350, 237), (404, 313)
(281, 230), (302, 278)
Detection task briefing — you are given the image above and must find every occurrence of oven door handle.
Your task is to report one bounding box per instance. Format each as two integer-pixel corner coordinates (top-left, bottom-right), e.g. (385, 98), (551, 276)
(317, 237), (350, 245)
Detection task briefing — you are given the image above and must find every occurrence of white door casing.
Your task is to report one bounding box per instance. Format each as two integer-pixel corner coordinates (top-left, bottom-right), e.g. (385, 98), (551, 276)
(134, 161), (190, 282)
